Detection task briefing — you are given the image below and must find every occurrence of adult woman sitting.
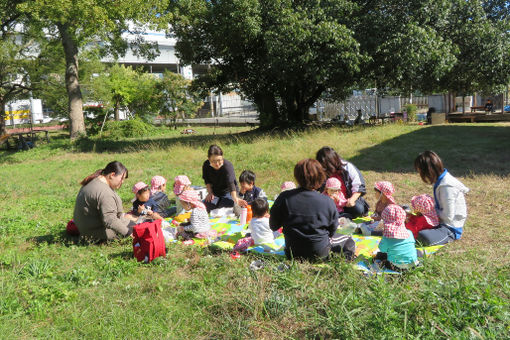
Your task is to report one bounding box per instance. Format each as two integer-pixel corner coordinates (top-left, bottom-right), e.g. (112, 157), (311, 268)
(73, 161), (135, 241)
(414, 150), (469, 245)
(202, 145), (242, 212)
(316, 146), (369, 219)
(269, 159), (355, 261)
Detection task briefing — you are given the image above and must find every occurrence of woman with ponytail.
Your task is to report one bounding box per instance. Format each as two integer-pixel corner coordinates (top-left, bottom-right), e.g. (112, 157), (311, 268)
(73, 161), (135, 241)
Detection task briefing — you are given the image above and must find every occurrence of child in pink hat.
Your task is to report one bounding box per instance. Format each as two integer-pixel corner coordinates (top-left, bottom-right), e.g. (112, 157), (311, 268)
(280, 181), (296, 192)
(177, 189), (216, 240)
(372, 181), (396, 221)
(150, 175), (174, 218)
(131, 181), (163, 220)
(359, 181), (396, 236)
(376, 204), (418, 271)
(323, 177), (348, 213)
(405, 194), (439, 238)
(274, 181), (297, 200)
(173, 175), (192, 214)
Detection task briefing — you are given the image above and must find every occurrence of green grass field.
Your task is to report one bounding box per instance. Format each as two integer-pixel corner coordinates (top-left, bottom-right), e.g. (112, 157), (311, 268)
(0, 124), (509, 339)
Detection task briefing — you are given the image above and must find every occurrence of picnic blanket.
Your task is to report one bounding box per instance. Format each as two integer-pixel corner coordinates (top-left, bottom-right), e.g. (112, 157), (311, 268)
(164, 211), (445, 275)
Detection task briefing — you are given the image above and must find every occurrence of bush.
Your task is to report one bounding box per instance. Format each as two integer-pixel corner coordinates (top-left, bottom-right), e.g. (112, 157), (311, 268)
(101, 118), (155, 139)
(405, 104), (418, 122)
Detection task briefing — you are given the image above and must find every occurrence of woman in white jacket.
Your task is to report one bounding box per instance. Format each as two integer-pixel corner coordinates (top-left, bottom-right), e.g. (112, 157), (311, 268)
(414, 151), (469, 246)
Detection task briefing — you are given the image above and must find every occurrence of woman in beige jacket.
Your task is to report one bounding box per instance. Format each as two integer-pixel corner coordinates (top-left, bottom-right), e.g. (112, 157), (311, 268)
(73, 161), (135, 241)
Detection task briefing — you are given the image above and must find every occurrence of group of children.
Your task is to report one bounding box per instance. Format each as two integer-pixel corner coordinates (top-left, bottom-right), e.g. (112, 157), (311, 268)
(128, 170), (284, 247)
(127, 149), (468, 272)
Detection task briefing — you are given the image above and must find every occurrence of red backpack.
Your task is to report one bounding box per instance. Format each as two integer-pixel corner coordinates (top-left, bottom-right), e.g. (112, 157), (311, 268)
(132, 219), (166, 263)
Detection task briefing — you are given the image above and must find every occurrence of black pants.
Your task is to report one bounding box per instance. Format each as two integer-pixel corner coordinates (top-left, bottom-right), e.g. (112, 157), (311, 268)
(329, 234), (356, 261)
(285, 235), (356, 262)
(338, 197), (369, 219)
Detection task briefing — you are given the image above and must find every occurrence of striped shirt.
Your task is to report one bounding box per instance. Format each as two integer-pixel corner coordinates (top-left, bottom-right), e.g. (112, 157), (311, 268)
(183, 208), (210, 233)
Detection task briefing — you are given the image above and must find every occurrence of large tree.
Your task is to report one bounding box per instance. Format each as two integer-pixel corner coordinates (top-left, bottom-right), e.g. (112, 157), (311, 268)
(168, 0), (365, 127)
(18, 0), (161, 139)
(167, 0), (462, 126)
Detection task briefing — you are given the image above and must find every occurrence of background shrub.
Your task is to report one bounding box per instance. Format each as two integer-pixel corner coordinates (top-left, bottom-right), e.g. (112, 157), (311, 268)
(101, 118), (155, 139)
(405, 104), (418, 122)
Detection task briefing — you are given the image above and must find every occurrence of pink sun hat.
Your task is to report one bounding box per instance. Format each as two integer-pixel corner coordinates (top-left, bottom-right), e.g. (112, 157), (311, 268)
(132, 181), (148, 196)
(381, 204), (409, 239)
(178, 189), (206, 211)
(375, 181), (396, 204)
(326, 177), (342, 190)
(150, 175), (167, 195)
(280, 181), (296, 191)
(173, 175), (191, 195)
(411, 194), (439, 226)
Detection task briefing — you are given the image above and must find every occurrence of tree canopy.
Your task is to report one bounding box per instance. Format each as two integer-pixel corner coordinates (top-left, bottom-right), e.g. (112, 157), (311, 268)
(439, 0), (510, 96)
(168, 0), (510, 126)
(169, 0), (365, 126)
(17, 0), (162, 139)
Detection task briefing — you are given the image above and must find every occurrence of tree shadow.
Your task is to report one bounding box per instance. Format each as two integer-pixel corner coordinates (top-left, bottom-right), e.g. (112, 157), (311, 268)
(71, 129), (267, 153)
(348, 125), (510, 176)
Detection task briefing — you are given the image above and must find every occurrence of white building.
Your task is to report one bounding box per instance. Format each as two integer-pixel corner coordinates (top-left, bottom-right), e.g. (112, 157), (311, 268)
(103, 28), (207, 80)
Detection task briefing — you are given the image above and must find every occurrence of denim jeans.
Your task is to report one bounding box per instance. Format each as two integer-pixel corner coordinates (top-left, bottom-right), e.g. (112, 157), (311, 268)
(203, 192), (235, 212)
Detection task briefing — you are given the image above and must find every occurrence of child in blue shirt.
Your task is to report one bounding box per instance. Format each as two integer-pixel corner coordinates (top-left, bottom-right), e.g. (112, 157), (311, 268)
(131, 182), (163, 220)
(237, 170), (267, 207)
(376, 204), (418, 271)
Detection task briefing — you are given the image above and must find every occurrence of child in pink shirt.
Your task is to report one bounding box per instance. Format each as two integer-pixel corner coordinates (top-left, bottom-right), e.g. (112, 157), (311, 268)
(323, 177), (348, 213)
(405, 194), (439, 238)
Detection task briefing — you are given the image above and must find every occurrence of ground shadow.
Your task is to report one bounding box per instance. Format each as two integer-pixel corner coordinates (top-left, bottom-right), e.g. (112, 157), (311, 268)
(348, 125), (510, 176)
(30, 231), (123, 247)
(109, 250), (133, 260)
(73, 128), (268, 153)
(30, 231), (81, 247)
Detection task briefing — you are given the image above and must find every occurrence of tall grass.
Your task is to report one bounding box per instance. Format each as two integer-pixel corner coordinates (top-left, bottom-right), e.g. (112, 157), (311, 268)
(0, 123), (509, 338)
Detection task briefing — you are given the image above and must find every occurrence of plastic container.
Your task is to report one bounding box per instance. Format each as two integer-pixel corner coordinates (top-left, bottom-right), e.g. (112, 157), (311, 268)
(240, 207), (247, 225)
(246, 205), (253, 223)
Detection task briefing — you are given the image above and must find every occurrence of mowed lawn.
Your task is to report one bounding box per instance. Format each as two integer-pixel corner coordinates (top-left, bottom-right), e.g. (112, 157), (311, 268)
(0, 124), (509, 339)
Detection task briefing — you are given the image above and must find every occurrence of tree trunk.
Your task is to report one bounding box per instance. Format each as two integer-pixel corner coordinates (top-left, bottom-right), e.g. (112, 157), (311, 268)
(114, 97), (120, 121)
(58, 23), (86, 139)
(287, 87), (324, 123)
(253, 91), (279, 127)
(0, 101), (6, 136)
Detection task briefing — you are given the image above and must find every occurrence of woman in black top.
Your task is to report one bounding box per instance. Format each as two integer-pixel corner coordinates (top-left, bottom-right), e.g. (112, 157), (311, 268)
(202, 145), (242, 212)
(269, 159), (355, 261)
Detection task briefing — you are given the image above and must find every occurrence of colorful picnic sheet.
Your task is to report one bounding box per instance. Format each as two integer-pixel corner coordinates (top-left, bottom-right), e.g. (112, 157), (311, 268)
(164, 213), (444, 275)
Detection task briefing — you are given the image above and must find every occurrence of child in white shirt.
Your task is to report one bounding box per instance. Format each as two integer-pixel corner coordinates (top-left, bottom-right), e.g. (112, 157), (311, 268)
(234, 198), (278, 251)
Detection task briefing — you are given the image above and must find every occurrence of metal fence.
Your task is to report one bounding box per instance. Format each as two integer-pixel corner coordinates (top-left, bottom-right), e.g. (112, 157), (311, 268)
(195, 92), (430, 121)
(319, 95), (428, 121)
